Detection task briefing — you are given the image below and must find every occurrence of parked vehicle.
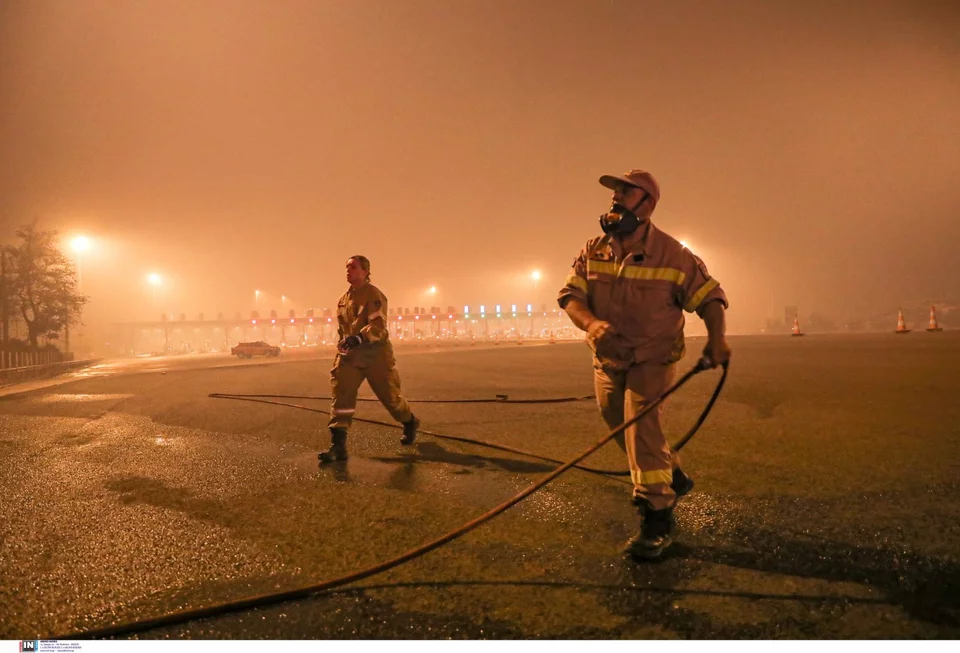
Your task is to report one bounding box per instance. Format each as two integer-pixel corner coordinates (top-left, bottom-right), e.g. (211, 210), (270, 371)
(231, 341), (281, 359)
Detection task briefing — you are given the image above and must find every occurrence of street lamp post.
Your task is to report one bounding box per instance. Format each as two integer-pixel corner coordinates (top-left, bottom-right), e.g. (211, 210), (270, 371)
(147, 273), (163, 313)
(71, 236), (90, 288)
(70, 235), (92, 355)
(530, 270), (542, 324)
(146, 273), (164, 353)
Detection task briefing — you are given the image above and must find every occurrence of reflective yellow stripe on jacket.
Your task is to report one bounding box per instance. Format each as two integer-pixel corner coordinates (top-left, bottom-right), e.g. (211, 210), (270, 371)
(565, 273), (588, 293)
(586, 259), (686, 284)
(684, 278), (719, 312)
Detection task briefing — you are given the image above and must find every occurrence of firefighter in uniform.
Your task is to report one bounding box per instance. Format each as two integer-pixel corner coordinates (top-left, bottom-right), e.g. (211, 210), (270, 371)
(558, 169), (731, 559)
(319, 255), (420, 464)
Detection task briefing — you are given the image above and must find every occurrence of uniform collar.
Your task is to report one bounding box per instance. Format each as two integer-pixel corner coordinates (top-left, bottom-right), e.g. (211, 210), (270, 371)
(607, 221), (656, 261)
(348, 280), (369, 293)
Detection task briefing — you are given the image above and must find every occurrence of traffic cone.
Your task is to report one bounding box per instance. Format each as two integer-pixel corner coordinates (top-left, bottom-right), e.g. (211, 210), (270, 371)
(549, 331), (556, 344)
(791, 316), (804, 337)
(926, 305), (943, 332)
(470, 334), (476, 346)
(895, 309), (911, 334)
(517, 332), (523, 345)
(495, 333), (500, 345)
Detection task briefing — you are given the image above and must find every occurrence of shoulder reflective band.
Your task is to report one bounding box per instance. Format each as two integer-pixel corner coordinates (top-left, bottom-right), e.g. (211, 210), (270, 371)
(685, 278), (720, 312)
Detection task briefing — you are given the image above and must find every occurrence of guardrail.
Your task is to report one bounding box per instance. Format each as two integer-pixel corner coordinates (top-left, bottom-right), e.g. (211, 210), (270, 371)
(0, 358), (101, 386)
(0, 350), (74, 369)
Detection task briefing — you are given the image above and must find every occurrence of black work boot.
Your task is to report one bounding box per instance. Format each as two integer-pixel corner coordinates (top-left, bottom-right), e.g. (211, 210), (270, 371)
(623, 503), (676, 560)
(671, 468), (695, 499)
(400, 415), (420, 445)
(318, 427), (348, 464)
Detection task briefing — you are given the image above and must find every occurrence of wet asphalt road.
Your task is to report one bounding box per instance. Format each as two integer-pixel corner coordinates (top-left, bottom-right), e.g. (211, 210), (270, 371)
(1, 334), (958, 639)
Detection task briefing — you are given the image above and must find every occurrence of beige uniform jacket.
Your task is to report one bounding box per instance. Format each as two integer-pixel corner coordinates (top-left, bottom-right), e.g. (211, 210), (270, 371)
(336, 282), (391, 362)
(558, 222), (728, 368)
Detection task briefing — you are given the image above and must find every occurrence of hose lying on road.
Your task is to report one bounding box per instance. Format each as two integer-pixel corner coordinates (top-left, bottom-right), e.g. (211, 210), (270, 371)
(207, 363), (726, 477)
(208, 392), (632, 478)
(57, 359), (727, 639)
(207, 392), (596, 404)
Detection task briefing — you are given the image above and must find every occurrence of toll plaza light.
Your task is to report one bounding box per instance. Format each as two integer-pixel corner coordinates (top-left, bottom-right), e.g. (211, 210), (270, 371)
(480, 305), (485, 314)
(511, 304), (516, 313)
(464, 305), (469, 314)
(496, 305), (501, 313)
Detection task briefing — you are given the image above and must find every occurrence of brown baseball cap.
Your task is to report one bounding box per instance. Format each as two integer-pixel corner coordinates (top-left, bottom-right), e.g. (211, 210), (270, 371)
(598, 169), (660, 202)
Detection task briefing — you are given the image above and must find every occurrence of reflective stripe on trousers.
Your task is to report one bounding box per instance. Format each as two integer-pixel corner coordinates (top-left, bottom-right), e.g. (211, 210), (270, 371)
(593, 360), (679, 510)
(328, 351), (414, 430)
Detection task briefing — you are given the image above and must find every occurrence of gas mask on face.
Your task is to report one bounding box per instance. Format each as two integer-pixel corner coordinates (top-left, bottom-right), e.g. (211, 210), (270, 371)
(599, 204), (639, 236)
(599, 192), (649, 237)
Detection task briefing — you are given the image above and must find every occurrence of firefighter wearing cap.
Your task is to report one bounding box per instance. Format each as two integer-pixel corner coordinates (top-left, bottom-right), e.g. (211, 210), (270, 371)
(319, 255), (420, 464)
(557, 169), (731, 559)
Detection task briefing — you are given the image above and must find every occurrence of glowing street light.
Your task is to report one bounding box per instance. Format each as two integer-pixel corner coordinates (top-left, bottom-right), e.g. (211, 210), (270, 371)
(255, 289), (260, 307)
(71, 235), (91, 254)
(428, 286), (437, 295)
(531, 270), (541, 281)
(147, 272), (162, 307)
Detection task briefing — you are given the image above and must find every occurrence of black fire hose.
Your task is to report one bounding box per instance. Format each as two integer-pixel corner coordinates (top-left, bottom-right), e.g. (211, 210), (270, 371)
(56, 358), (727, 639)
(204, 357), (727, 473)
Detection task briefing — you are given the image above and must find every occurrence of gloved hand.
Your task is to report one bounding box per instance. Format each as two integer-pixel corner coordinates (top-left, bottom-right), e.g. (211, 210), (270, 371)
(586, 319), (615, 342)
(337, 334), (364, 353)
(702, 336), (731, 368)
(585, 319), (617, 353)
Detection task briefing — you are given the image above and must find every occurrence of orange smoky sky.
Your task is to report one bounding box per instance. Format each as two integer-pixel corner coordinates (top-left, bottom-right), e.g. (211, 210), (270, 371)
(1, 0), (958, 333)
